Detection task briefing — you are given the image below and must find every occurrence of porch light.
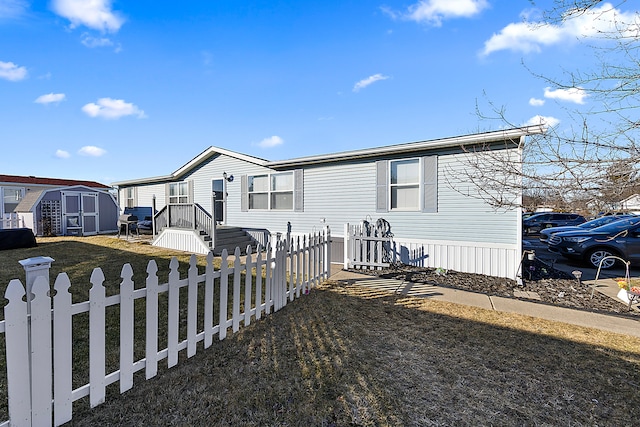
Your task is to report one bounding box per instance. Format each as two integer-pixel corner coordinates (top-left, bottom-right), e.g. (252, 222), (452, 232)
(223, 172), (234, 182)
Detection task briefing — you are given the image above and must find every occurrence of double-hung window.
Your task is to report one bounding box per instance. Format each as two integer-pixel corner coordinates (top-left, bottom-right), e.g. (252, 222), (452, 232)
(248, 175), (269, 209)
(271, 173), (293, 210)
(168, 182), (189, 204)
(377, 156), (437, 213)
(390, 159), (420, 210)
(125, 187), (136, 208)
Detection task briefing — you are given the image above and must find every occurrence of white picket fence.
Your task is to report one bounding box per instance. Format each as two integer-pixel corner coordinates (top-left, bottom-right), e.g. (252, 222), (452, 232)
(0, 228), (330, 426)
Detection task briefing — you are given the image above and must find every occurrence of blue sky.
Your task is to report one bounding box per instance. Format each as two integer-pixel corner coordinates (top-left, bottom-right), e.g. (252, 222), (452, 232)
(0, 0), (633, 184)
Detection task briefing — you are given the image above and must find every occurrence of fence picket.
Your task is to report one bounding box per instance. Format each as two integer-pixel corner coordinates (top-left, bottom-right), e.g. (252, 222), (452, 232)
(204, 252), (215, 348)
(167, 257), (180, 368)
(244, 246), (253, 326)
(219, 250), (229, 340)
(232, 247), (242, 333)
(4, 280), (31, 427)
(265, 245), (272, 315)
(120, 264), (135, 393)
(255, 248), (263, 320)
(187, 255), (198, 358)
(145, 260), (159, 379)
(89, 268), (106, 408)
(54, 273), (73, 425)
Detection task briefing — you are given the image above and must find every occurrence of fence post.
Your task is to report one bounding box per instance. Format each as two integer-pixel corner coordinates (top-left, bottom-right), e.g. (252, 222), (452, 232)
(343, 223), (349, 269)
(325, 226), (331, 279)
(18, 256), (55, 314)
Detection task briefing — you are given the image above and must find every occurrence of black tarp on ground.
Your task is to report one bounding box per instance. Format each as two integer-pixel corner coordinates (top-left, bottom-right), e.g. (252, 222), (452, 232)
(0, 228), (37, 251)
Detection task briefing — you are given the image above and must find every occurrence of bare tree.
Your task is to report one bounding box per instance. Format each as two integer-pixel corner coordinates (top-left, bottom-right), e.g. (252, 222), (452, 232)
(456, 0), (640, 214)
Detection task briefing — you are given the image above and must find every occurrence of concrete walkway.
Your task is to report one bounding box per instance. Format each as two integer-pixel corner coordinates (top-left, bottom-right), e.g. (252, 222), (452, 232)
(329, 267), (640, 338)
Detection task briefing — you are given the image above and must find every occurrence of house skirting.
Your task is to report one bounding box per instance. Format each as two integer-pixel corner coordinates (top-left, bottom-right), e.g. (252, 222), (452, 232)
(341, 235), (519, 280)
(152, 229), (210, 255)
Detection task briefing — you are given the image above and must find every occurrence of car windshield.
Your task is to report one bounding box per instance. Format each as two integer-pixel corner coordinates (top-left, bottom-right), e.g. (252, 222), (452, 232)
(590, 216), (640, 233)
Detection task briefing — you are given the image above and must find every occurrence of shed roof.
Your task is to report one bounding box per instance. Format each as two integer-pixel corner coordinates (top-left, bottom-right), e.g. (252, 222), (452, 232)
(0, 174), (110, 189)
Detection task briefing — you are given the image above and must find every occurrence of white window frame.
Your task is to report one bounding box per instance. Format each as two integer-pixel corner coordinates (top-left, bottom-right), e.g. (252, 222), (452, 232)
(248, 175), (269, 210)
(248, 172), (294, 211)
(389, 158), (420, 211)
(168, 182), (189, 204)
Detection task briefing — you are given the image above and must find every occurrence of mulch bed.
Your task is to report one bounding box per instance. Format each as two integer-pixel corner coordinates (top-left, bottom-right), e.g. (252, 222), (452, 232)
(349, 257), (640, 317)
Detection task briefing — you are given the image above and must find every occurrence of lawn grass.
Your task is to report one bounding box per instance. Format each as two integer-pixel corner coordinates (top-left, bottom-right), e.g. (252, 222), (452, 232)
(2, 236), (640, 425)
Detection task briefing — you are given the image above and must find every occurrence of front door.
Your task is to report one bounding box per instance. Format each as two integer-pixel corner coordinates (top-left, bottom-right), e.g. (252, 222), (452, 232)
(61, 192), (99, 236)
(212, 179), (224, 223)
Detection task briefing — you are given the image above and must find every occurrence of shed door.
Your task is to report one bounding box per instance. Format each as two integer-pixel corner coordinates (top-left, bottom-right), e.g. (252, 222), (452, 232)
(61, 192), (99, 236)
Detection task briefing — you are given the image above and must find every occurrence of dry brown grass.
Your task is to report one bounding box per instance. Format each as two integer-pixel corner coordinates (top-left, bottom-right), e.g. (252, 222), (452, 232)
(2, 236), (640, 426)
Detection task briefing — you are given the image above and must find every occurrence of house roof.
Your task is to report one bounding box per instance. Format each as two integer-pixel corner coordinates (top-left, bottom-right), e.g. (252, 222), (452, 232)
(267, 126), (546, 168)
(112, 125), (546, 186)
(0, 174), (110, 189)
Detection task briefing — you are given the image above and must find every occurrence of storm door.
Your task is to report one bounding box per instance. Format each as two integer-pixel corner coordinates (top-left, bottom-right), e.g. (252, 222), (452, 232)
(212, 179), (225, 223)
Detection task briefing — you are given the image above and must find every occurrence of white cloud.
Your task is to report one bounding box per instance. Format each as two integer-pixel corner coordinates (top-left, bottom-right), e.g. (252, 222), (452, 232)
(78, 146), (107, 157)
(482, 3), (640, 56)
(51, 0), (124, 32)
(529, 97), (545, 106)
(0, 61), (27, 81)
(256, 136), (284, 148)
(385, 0), (489, 26)
(0, 0), (28, 19)
(81, 98), (146, 119)
(353, 74), (389, 92)
(526, 115), (560, 127)
(35, 93), (66, 104)
(409, 0), (489, 26)
(55, 149), (70, 159)
(81, 33), (112, 47)
(544, 87), (588, 104)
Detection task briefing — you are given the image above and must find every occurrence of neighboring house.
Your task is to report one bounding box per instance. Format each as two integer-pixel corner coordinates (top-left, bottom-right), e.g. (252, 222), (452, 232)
(0, 175), (117, 236)
(113, 126), (545, 279)
(619, 194), (640, 214)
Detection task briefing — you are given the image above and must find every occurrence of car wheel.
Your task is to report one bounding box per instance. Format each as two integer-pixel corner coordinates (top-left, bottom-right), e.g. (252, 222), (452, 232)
(587, 248), (618, 269)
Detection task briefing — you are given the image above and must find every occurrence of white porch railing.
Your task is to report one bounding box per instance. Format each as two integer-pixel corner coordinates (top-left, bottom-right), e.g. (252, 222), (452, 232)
(0, 227), (330, 426)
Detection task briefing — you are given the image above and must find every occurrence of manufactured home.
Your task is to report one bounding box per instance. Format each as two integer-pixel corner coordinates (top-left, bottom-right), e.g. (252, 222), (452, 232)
(113, 126), (545, 279)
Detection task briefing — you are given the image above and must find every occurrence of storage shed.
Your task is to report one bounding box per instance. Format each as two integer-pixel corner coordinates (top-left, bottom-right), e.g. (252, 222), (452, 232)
(14, 185), (119, 236)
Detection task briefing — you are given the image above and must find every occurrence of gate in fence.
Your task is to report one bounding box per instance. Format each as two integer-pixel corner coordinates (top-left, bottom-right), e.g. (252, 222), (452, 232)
(0, 227), (330, 426)
(344, 220), (393, 270)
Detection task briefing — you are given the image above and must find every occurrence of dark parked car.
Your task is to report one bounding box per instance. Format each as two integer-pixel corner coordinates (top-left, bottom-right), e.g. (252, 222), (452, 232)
(539, 214), (634, 243)
(523, 212), (586, 235)
(547, 216), (640, 269)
